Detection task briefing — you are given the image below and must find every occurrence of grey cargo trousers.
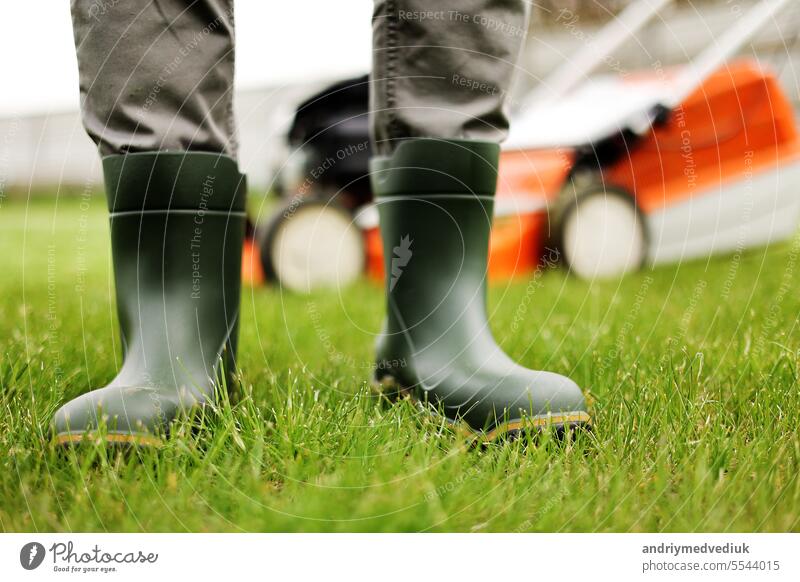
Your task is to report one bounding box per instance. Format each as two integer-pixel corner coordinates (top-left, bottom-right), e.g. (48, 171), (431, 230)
(71, 0), (528, 157)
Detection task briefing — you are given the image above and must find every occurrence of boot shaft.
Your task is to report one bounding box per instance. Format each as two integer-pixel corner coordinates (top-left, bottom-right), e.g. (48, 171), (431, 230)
(370, 139), (499, 335)
(103, 153), (246, 389)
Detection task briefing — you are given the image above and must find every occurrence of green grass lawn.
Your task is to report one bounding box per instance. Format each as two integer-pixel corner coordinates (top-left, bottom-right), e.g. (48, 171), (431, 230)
(1, 194), (799, 532)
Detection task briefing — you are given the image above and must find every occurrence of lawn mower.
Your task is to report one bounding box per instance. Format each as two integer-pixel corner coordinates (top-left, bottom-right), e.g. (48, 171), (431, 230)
(245, 0), (800, 291)
(243, 75), (372, 292)
(502, 0), (800, 279)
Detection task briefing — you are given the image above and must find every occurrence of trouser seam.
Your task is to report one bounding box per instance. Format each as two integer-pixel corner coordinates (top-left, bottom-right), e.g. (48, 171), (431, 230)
(386, 0), (400, 143)
(227, 0), (238, 159)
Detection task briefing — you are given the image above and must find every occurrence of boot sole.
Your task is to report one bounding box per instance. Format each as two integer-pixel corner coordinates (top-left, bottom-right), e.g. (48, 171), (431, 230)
(54, 432), (163, 448)
(371, 375), (591, 443)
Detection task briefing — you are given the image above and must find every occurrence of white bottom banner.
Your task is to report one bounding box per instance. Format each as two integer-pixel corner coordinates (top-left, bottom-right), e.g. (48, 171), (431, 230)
(1, 533), (797, 581)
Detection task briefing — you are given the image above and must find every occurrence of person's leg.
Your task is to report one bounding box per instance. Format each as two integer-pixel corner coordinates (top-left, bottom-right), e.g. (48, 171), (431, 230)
(369, 1), (590, 438)
(53, 0), (246, 445)
(72, 0), (237, 156)
(370, 0), (526, 154)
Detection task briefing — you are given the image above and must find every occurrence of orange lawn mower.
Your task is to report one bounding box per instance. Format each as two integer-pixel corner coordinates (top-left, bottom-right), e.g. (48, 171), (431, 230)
(244, 0), (800, 291)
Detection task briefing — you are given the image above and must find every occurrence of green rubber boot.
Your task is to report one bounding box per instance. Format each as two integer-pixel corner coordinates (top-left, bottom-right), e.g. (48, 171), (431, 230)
(371, 139), (590, 440)
(52, 152), (247, 446)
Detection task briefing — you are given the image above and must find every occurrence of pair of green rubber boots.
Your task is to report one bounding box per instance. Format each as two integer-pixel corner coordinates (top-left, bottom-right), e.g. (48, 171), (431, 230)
(52, 139), (589, 447)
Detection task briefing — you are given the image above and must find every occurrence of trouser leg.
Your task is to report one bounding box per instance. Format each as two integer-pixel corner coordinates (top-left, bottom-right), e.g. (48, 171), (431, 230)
(369, 0), (529, 154)
(70, 0), (237, 157)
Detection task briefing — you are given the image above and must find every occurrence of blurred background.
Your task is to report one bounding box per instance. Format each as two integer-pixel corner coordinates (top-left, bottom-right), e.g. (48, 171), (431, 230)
(2, 0), (799, 191)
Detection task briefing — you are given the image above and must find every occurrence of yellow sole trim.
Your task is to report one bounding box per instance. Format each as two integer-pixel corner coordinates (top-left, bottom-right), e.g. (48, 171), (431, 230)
(483, 412), (592, 441)
(372, 376), (592, 441)
(55, 432), (163, 447)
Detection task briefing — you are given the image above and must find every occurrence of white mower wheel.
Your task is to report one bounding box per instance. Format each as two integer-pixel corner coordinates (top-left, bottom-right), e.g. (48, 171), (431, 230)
(560, 187), (646, 280)
(262, 199), (365, 293)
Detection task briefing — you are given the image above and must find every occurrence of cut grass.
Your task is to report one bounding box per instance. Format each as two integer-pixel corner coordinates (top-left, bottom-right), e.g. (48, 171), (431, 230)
(1, 194), (799, 532)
